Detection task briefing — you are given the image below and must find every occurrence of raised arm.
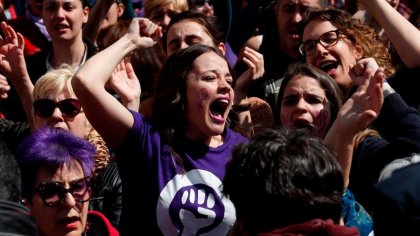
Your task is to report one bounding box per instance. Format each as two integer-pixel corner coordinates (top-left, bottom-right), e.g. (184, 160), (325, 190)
(324, 66), (385, 188)
(360, 0), (420, 68)
(0, 22), (34, 127)
(72, 18), (161, 148)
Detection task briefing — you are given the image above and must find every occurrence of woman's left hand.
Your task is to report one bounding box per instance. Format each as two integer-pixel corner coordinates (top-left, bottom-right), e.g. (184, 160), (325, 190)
(108, 61), (141, 111)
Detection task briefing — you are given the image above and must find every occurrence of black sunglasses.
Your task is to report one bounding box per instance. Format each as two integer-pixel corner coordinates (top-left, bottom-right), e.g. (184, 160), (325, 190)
(33, 177), (91, 207)
(191, 0), (213, 7)
(33, 98), (82, 118)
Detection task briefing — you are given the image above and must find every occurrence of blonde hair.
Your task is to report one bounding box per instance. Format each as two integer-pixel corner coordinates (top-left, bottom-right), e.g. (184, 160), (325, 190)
(144, 0), (189, 17)
(32, 64), (76, 101)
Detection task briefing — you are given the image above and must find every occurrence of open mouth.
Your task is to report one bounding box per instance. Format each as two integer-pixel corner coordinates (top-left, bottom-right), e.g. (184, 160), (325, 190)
(318, 61), (339, 75)
(294, 119), (315, 130)
(209, 98), (230, 123)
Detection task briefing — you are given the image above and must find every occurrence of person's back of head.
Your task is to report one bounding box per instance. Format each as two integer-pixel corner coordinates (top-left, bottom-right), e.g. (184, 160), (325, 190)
(223, 128), (344, 234)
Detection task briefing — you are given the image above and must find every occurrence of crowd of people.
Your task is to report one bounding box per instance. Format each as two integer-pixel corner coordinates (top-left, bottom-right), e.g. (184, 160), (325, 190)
(0, 0), (419, 235)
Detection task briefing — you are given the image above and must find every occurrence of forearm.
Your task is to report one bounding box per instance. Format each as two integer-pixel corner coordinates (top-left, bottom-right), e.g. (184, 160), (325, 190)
(123, 96), (140, 111)
(72, 35), (137, 148)
(324, 121), (356, 188)
(74, 34), (137, 89)
(233, 77), (252, 105)
(361, 0), (420, 68)
(9, 74), (34, 129)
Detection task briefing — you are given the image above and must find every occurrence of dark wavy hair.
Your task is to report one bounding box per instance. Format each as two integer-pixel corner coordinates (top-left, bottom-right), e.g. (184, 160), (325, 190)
(152, 44), (236, 166)
(299, 7), (395, 77)
(223, 128), (344, 234)
(17, 128), (95, 199)
(276, 62), (344, 132)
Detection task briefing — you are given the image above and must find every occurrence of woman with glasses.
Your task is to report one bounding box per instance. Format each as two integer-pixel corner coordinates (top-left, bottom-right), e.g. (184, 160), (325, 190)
(17, 128), (119, 236)
(299, 4), (420, 108)
(0, 19), (123, 230)
(31, 65), (124, 229)
(0, 0), (95, 122)
(297, 6), (420, 210)
(298, 8), (394, 95)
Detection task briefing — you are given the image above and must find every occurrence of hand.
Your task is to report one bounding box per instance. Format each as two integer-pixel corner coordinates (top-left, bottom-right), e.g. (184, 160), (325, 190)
(239, 47), (264, 82)
(339, 67), (385, 132)
(0, 74), (10, 99)
(108, 61), (141, 110)
(127, 18), (163, 49)
(349, 57), (379, 86)
(0, 22), (28, 82)
(234, 47), (264, 103)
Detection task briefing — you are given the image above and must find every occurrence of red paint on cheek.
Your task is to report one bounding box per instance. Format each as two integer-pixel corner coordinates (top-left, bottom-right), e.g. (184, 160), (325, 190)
(198, 88), (209, 108)
(314, 109), (329, 136)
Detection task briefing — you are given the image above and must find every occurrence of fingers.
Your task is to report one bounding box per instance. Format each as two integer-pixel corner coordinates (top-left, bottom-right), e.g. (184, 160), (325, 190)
(0, 22), (21, 48)
(0, 74), (10, 98)
(349, 58), (380, 86)
(138, 18), (162, 40)
(242, 47), (264, 80)
(125, 62), (138, 80)
(17, 33), (25, 49)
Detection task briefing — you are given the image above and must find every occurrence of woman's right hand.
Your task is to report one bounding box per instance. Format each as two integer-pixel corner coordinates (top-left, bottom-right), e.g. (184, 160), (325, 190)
(127, 18), (163, 49)
(349, 57), (379, 86)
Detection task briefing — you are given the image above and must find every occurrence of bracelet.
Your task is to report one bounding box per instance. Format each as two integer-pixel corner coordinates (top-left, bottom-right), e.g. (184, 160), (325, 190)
(383, 86), (396, 99)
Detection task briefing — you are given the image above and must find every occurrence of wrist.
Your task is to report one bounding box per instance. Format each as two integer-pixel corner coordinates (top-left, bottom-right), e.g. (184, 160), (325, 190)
(383, 81), (396, 99)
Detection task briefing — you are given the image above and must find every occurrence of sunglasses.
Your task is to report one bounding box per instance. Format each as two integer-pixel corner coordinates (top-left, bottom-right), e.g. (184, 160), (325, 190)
(33, 177), (91, 207)
(33, 98), (82, 118)
(191, 0), (213, 7)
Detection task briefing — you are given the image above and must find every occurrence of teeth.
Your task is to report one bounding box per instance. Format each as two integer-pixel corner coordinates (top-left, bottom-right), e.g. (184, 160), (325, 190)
(219, 99), (229, 104)
(318, 61), (338, 72)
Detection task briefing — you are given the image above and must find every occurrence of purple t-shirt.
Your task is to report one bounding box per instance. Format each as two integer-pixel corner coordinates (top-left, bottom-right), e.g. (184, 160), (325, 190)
(116, 111), (247, 235)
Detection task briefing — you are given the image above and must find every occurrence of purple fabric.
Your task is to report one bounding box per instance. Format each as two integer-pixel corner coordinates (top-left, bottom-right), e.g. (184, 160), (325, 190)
(116, 111), (247, 235)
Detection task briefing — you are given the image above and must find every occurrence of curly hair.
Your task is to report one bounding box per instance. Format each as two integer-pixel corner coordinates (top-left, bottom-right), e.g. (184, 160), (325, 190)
(299, 7), (395, 77)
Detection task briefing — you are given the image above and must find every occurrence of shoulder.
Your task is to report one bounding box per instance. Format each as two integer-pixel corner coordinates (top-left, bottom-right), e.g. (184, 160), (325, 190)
(87, 210), (120, 236)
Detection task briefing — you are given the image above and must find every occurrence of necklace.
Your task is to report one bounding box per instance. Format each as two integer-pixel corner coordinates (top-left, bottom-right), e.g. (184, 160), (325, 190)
(46, 43), (87, 71)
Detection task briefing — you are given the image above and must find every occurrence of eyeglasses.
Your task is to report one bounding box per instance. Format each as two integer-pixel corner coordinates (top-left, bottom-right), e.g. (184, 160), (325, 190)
(191, 0), (213, 7)
(299, 30), (341, 57)
(33, 177), (91, 207)
(33, 98), (82, 118)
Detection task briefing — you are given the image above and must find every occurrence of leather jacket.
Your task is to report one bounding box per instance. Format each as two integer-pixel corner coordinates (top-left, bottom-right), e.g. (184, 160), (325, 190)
(90, 162), (122, 229)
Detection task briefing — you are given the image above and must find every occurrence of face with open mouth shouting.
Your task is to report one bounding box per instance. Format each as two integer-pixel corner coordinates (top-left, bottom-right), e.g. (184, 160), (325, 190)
(275, 0), (321, 59)
(280, 74), (331, 138)
(303, 19), (363, 90)
(185, 51), (234, 142)
(42, 0), (89, 42)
